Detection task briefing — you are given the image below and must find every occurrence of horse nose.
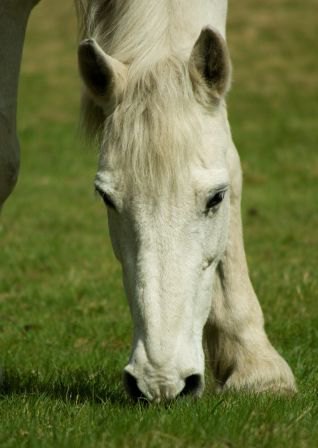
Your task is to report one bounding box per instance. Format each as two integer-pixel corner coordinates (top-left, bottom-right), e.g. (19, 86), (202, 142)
(123, 371), (204, 402)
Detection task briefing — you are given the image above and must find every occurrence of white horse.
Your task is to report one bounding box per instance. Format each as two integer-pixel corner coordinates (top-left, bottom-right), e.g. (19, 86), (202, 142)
(76, 0), (296, 401)
(1, 0), (296, 402)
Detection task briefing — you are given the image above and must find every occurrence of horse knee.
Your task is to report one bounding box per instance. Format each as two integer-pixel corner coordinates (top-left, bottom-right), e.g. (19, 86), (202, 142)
(0, 155), (20, 206)
(0, 139), (20, 207)
(0, 110), (21, 206)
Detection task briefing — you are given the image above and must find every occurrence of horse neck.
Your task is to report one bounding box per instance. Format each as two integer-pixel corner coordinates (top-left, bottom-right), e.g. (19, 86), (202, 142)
(100, 0), (228, 66)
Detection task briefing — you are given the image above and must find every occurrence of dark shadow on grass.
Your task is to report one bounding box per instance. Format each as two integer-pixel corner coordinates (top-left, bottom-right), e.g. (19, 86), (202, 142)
(0, 368), (210, 409)
(0, 367), (132, 407)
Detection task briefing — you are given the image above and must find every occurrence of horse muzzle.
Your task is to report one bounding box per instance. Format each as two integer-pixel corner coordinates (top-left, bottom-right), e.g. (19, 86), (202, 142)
(123, 364), (204, 402)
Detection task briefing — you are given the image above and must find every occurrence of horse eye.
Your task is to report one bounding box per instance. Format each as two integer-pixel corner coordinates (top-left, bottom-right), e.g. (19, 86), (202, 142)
(95, 186), (116, 210)
(206, 191), (226, 211)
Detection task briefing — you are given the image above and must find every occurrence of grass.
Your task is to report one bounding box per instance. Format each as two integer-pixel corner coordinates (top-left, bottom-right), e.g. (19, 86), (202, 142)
(0, 0), (317, 446)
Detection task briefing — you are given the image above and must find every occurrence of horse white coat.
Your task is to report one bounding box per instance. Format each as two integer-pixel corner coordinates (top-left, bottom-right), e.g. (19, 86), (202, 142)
(0, 0), (296, 402)
(76, 0), (296, 401)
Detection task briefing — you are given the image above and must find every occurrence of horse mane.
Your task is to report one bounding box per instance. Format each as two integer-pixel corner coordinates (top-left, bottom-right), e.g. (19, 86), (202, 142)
(75, 0), (204, 188)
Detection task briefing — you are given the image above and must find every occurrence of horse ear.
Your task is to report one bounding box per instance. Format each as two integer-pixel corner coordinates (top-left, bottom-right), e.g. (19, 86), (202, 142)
(189, 27), (231, 102)
(78, 39), (127, 107)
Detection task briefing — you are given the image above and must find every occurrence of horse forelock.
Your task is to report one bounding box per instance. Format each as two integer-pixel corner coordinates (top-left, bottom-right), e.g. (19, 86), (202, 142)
(105, 57), (203, 191)
(76, 0), (206, 191)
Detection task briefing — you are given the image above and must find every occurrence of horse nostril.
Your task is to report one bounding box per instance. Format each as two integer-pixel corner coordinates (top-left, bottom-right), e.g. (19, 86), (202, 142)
(123, 371), (147, 401)
(180, 374), (203, 397)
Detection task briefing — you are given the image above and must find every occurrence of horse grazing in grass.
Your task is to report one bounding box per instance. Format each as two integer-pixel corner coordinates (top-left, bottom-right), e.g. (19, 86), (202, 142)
(1, 0), (296, 401)
(76, 0), (296, 401)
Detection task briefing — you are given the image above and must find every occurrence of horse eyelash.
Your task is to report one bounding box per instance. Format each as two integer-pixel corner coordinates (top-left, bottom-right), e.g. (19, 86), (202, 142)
(95, 186), (116, 209)
(205, 190), (226, 213)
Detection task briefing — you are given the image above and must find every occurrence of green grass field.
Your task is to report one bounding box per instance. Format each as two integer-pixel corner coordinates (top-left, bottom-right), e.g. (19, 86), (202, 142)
(1, 0), (317, 446)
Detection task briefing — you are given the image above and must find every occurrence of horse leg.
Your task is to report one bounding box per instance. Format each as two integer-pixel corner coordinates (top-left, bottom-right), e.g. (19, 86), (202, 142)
(0, 114), (20, 208)
(0, 0), (40, 209)
(205, 140), (296, 393)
